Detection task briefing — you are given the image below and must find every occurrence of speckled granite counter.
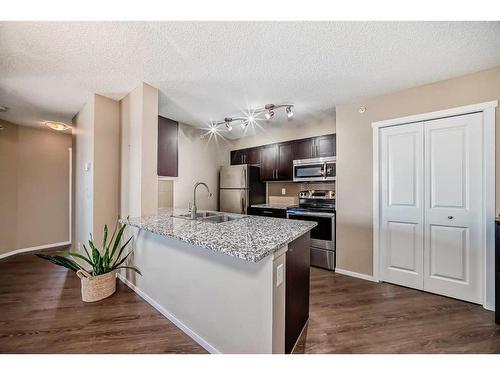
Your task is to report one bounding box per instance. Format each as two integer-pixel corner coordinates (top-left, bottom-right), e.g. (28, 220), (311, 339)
(121, 208), (316, 262)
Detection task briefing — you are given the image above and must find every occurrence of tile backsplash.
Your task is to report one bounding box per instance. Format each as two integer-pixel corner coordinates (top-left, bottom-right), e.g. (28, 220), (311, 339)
(266, 181), (335, 203)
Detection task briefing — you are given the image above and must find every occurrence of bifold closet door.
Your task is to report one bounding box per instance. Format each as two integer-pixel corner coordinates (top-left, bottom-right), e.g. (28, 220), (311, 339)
(423, 113), (483, 304)
(380, 122), (424, 290)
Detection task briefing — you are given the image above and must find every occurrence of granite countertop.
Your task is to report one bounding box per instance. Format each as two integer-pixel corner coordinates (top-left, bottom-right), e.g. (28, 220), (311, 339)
(120, 208), (316, 262)
(251, 203), (297, 210)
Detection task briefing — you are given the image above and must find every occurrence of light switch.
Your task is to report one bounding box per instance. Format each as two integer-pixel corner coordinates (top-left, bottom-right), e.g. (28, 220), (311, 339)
(84, 162), (91, 172)
(276, 263), (284, 287)
(281, 188), (286, 195)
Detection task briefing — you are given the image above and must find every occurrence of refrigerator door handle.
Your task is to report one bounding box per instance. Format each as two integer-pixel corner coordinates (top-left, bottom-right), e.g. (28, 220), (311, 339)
(244, 167), (247, 188)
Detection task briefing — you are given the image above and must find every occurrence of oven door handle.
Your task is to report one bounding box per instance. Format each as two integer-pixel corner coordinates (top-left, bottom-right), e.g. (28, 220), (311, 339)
(287, 210), (335, 218)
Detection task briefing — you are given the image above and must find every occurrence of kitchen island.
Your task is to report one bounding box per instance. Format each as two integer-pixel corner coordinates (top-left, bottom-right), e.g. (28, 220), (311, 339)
(119, 208), (316, 354)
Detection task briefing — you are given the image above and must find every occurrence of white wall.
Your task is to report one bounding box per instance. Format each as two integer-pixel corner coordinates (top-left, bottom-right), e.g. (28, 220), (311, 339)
(171, 123), (230, 210)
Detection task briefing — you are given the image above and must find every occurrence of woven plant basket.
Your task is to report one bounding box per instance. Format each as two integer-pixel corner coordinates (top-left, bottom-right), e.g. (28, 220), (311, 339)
(76, 269), (117, 302)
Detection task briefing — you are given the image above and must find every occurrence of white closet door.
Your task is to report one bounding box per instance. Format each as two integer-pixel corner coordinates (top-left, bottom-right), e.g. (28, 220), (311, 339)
(423, 113), (483, 303)
(380, 122), (424, 289)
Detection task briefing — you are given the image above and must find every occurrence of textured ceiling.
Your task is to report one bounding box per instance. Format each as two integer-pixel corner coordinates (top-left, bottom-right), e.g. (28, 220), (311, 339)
(1, 21), (499, 139)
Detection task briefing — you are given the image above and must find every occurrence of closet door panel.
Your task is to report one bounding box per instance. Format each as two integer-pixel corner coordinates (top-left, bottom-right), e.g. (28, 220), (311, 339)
(379, 122), (424, 289)
(423, 113), (483, 304)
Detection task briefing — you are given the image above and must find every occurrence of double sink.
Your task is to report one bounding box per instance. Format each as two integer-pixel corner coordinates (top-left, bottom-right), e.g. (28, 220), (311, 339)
(172, 211), (245, 224)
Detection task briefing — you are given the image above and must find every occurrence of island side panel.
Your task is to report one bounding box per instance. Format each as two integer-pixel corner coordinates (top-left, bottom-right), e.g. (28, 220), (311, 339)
(285, 232), (311, 354)
(272, 248), (286, 354)
(120, 228), (275, 354)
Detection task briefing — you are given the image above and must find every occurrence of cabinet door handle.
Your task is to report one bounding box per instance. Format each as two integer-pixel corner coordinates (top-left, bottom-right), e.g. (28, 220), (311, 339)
(276, 169), (279, 179)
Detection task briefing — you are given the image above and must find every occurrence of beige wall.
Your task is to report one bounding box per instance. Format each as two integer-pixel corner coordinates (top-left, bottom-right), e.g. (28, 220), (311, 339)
(120, 83), (159, 218)
(228, 115), (335, 150)
(170, 123), (230, 210)
(73, 98), (94, 250)
(0, 121), (71, 255)
(336, 66), (500, 275)
(93, 95), (120, 244)
(73, 94), (120, 249)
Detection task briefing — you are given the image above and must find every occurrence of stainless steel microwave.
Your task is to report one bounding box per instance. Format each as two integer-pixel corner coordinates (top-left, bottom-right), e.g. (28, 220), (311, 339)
(293, 157), (336, 182)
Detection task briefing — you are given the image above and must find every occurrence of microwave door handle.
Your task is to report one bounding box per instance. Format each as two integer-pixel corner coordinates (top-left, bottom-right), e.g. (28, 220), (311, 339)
(321, 162), (327, 178)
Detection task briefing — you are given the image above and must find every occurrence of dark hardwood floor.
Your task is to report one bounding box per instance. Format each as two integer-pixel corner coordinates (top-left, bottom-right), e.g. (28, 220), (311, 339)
(0, 254), (206, 354)
(1, 254), (499, 353)
(294, 267), (500, 353)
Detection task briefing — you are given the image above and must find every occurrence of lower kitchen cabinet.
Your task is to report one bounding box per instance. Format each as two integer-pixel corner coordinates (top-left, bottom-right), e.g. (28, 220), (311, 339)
(248, 206), (287, 218)
(285, 232), (311, 353)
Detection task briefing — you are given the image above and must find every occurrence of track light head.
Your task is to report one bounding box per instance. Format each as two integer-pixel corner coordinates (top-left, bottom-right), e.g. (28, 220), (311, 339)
(286, 106), (294, 118)
(241, 121), (248, 129)
(225, 122), (232, 131)
(265, 110), (274, 120)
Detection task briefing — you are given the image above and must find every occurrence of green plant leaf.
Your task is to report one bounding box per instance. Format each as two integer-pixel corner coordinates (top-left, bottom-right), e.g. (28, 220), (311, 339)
(35, 254), (82, 272)
(102, 224), (108, 253)
(82, 244), (92, 260)
(111, 236), (133, 268)
(113, 249), (133, 268)
(109, 222), (126, 261)
(115, 265), (142, 275)
(64, 252), (94, 267)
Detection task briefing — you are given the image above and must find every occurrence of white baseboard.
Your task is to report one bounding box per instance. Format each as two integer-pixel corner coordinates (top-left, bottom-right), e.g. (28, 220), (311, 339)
(116, 273), (220, 354)
(335, 268), (379, 283)
(0, 241), (71, 260)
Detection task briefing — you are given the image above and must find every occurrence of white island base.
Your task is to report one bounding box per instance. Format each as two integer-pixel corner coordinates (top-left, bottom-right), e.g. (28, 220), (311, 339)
(118, 228), (291, 354)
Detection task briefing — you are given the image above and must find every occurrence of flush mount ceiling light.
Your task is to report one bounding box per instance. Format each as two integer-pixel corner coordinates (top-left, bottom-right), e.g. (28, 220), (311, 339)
(0, 105), (8, 112)
(45, 121), (71, 131)
(211, 103), (294, 132)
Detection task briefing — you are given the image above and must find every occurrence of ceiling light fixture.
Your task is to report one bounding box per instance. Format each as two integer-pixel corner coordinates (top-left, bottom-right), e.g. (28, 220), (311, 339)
(45, 121), (71, 131)
(209, 103), (294, 136)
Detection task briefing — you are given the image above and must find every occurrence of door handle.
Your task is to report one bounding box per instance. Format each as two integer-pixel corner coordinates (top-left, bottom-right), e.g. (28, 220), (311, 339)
(448, 216), (454, 220)
(276, 169), (279, 179)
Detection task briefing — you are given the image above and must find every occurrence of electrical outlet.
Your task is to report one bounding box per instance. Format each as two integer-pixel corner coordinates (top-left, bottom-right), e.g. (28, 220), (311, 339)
(276, 264), (284, 287)
(281, 188), (286, 195)
(77, 242), (81, 252)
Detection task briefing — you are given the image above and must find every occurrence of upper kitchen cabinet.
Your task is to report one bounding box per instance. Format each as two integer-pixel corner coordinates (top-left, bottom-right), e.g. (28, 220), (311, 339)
(314, 134), (336, 158)
(259, 144), (277, 181)
(293, 137), (315, 160)
(276, 141), (294, 180)
(231, 147), (261, 165)
(157, 116), (178, 177)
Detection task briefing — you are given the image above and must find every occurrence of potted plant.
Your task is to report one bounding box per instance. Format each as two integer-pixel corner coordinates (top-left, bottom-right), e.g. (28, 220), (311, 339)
(36, 220), (141, 302)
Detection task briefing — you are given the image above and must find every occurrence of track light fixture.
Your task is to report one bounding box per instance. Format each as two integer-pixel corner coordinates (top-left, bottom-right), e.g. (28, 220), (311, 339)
(210, 103), (294, 133)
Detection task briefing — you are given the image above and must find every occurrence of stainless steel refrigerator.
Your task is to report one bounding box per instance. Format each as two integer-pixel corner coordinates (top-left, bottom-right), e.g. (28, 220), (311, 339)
(219, 165), (266, 214)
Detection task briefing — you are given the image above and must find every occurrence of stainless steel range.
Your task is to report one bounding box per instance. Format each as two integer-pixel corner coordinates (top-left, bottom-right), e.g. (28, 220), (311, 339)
(286, 190), (336, 270)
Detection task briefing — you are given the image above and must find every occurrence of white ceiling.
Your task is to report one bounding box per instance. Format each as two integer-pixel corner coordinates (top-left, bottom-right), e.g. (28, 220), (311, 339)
(1, 21), (499, 139)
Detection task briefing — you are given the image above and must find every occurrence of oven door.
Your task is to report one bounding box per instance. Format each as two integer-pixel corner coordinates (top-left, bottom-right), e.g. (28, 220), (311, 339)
(286, 210), (335, 251)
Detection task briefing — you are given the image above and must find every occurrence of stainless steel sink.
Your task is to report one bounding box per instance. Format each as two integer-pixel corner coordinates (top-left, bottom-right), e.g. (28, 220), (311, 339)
(200, 214), (242, 224)
(172, 211), (244, 223)
(172, 211), (219, 220)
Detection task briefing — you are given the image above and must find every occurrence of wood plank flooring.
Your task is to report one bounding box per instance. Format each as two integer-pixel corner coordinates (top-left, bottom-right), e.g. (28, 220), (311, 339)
(0, 254), (206, 353)
(294, 267), (500, 353)
(1, 254), (499, 353)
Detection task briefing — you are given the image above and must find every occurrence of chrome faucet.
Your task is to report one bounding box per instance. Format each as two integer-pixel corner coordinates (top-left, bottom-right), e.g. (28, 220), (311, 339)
(191, 182), (212, 219)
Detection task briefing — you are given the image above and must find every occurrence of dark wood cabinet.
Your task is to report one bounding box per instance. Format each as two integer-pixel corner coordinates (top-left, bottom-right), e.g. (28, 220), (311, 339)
(157, 116), (178, 177)
(260, 144), (277, 181)
(276, 142), (294, 181)
(285, 232), (311, 353)
(247, 147), (261, 165)
(314, 134), (336, 158)
(495, 220), (500, 324)
(230, 133), (336, 181)
(293, 137), (315, 160)
(230, 147), (261, 165)
(230, 149), (245, 165)
(247, 206), (287, 218)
